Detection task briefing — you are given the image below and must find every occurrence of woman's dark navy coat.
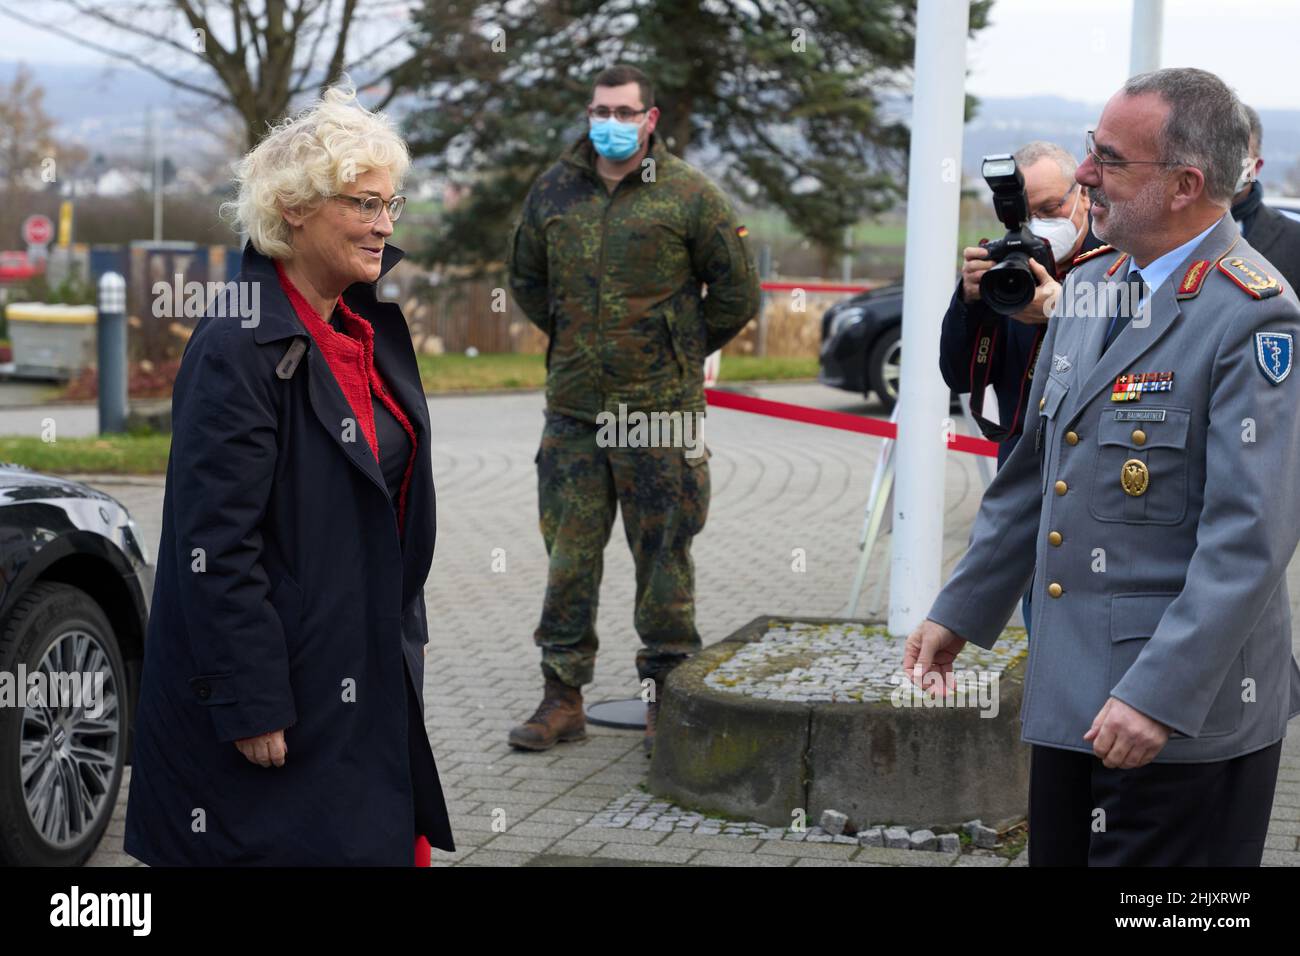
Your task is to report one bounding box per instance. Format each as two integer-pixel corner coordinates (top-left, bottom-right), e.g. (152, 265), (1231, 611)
(124, 241), (455, 865)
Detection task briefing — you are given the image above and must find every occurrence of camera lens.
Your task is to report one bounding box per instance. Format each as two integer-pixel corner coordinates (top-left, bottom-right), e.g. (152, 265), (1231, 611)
(980, 256), (1036, 314)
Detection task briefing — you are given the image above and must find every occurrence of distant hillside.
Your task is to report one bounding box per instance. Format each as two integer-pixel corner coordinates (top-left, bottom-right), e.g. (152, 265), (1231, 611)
(5, 60), (1299, 193)
(0, 60), (235, 164)
(965, 95), (1300, 192)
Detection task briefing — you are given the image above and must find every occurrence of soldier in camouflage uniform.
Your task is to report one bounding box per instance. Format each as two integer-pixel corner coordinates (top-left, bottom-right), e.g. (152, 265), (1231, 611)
(505, 65), (760, 753)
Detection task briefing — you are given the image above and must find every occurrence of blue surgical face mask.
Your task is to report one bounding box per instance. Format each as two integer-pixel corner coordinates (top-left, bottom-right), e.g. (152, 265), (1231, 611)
(589, 117), (642, 160)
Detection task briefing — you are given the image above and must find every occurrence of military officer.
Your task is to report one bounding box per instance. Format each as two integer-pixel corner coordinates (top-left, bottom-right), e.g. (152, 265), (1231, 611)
(505, 64), (760, 754)
(906, 67), (1300, 866)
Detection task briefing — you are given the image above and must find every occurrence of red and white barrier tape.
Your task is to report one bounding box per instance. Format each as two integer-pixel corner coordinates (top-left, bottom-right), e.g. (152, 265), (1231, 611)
(759, 281), (873, 294)
(703, 388), (999, 459)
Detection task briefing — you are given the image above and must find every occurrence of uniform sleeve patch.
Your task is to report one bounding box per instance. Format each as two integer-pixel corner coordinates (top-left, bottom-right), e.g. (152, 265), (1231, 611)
(1255, 331), (1293, 385)
(735, 225), (749, 238)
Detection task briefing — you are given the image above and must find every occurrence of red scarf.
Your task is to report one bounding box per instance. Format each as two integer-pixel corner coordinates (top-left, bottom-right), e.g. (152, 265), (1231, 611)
(274, 262), (419, 539)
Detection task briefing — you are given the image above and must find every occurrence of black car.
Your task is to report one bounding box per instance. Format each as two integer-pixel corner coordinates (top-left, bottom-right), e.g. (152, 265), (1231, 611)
(1268, 195), (1300, 223)
(0, 465), (151, 866)
(818, 282), (905, 410)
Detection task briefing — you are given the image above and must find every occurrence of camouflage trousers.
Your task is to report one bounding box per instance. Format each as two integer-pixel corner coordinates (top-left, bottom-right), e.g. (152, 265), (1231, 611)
(533, 410), (709, 689)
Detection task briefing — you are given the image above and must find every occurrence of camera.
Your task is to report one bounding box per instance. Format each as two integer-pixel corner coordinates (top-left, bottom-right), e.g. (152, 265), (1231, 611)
(978, 154), (1057, 315)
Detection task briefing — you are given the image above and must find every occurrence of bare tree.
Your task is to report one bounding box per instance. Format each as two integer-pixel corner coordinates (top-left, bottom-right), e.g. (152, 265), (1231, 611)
(0, 0), (421, 148)
(0, 65), (59, 239)
(0, 65), (56, 190)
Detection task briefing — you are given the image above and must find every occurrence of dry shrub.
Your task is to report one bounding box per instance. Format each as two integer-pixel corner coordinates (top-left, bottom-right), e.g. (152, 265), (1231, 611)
(723, 285), (853, 358)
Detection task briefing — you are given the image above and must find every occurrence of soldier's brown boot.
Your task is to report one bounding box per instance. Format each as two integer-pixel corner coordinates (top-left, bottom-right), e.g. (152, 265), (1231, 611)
(508, 678), (587, 751)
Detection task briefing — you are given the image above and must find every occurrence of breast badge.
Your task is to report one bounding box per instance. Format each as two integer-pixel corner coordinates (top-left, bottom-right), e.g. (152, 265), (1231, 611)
(1121, 458), (1149, 497)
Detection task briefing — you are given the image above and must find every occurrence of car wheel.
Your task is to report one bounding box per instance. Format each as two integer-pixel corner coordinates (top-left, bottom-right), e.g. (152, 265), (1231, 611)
(867, 327), (902, 412)
(0, 581), (126, 866)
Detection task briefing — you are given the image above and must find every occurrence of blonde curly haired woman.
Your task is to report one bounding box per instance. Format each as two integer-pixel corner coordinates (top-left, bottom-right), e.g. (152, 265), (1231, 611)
(125, 80), (453, 866)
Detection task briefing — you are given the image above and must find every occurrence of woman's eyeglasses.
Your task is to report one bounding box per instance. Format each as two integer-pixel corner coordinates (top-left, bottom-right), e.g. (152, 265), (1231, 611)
(587, 106), (648, 122)
(332, 194), (406, 223)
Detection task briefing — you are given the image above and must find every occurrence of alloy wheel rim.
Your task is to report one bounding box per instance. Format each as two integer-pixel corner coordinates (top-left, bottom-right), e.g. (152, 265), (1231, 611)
(19, 628), (120, 848)
(883, 341), (902, 400)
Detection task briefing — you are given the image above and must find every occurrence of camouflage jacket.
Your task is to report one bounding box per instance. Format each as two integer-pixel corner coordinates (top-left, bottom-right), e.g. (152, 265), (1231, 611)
(506, 131), (760, 422)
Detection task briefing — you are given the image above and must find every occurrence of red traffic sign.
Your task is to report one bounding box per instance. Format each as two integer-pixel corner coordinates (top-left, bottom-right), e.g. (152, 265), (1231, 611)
(22, 215), (53, 246)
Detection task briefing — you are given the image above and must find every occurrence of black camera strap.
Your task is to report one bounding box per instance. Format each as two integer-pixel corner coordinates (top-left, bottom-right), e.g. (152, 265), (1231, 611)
(966, 320), (1045, 444)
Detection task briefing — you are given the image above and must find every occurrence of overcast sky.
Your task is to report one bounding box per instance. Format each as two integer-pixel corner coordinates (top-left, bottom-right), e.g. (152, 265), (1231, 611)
(967, 0), (1299, 109)
(1, 0), (1296, 111)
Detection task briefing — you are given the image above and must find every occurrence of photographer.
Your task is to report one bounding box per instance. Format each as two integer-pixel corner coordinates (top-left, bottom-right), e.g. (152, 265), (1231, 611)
(940, 141), (1101, 467)
(939, 142), (1101, 640)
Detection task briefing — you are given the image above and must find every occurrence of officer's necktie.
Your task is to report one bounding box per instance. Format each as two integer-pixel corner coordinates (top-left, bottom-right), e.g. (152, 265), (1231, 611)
(1102, 269), (1145, 355)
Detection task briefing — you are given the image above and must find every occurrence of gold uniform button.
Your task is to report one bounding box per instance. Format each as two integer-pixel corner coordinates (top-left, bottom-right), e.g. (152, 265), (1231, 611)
(1039, 396), (1046, 411)
(1132, 429), (1147, 445)
(1048, 582), (1063, 598)
(1065, 431), (1079, 445)
(1054, 479), (1068, 495)
(1048, 531), (1062, 546)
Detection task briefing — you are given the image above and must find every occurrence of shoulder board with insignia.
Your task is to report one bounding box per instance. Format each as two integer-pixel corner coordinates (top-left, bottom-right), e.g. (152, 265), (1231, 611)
(1217, 255), (1282, 300)
(1070, 244), (1114, 267)
(1105, 252), (1131, 277)
(1175, 259), (1212, 300)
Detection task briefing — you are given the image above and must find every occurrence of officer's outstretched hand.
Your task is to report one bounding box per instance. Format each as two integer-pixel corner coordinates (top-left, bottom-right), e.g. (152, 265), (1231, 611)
(902, 619), (967, 696)
(1084, 697), (1170, 769)
(1012, 258), (1061, 326)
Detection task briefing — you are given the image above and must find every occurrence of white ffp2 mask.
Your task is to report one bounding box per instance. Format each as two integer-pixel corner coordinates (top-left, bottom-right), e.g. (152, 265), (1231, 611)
(1029, 186), (1084, 267)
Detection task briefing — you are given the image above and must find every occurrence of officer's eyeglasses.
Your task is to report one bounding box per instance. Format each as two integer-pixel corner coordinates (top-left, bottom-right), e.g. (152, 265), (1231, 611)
(332, 194), (406, 224)
(587, 106), (648, 122)
(1085, 130), (1186, 177)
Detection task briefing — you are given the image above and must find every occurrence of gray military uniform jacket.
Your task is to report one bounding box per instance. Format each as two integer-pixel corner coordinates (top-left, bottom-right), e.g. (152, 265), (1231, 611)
(928, 213), (1300, 763)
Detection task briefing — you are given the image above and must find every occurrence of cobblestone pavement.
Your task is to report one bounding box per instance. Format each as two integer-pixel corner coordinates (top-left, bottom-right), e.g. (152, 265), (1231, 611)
(44, 383), (1298, 867)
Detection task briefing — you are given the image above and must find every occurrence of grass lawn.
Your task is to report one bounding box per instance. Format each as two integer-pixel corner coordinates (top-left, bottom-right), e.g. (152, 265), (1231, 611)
(716, 355), (818, 381)
(738, 209), (1000, 254)
(2, 354), (819, 474)
(0, 432), (172, 475)
(415, 352), (817, 392)
(415, 352), (548, 391)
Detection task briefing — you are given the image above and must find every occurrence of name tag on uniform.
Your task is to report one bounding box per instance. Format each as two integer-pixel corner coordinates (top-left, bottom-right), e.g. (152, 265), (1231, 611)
(1112, 409), (1167, 422)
